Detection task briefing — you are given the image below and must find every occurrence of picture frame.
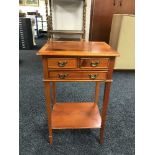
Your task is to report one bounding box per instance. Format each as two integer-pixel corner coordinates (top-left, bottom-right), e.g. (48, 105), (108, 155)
(25, 0), (39, 7)
(19, 0), (25, 6)
(19, 0), (39, 7)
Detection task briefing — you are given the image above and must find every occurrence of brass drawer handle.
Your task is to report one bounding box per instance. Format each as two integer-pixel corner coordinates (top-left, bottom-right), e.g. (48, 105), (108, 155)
(58, 74), (68, 79)
(90, 61), (99, 67)
(58, 61), (67, 67)
(89, 74), (97, 80)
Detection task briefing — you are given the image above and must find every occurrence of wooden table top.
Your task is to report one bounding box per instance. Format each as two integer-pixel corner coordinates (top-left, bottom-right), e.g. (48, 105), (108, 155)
(37, 41), (119, 57)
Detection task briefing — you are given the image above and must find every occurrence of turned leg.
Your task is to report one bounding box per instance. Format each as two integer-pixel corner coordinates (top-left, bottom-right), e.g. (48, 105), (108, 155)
(95, 82), (101, 105)
(44, 81), (53, 144)
(100, 82), (112, 144)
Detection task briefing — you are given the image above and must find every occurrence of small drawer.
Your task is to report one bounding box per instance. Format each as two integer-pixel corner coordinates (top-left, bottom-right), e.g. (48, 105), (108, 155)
(80, 58), (109, 69)
(47, 58), (77, 69)
(49, 71), (107, 80)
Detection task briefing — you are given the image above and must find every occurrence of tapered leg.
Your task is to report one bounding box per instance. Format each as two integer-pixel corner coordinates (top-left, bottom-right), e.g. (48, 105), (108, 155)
(100, 82), (112, 144)
(52, 82), (56, 106)
(44, 81), (52, 144)
(95, 82), (101, 105)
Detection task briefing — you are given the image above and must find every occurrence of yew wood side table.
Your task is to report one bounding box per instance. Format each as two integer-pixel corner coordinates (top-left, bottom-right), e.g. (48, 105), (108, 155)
(37, 41), (119, 144)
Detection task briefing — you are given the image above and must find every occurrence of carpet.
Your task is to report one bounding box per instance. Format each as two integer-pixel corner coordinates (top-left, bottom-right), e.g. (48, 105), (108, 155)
(19, 38), (135, 155)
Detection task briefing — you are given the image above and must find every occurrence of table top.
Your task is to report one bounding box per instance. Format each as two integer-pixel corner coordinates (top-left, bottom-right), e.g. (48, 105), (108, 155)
(37, 41), (119, 57)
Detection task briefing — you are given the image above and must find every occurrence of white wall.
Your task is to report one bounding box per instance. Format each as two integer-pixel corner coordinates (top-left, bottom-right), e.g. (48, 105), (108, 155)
(19, 0), (91, 40)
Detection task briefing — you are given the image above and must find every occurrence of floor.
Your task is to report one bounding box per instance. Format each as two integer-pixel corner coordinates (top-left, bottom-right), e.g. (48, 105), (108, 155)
(19, 38), (135, 155)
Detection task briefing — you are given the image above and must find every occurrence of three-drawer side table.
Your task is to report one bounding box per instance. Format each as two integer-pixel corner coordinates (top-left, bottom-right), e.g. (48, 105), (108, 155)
(37, 41), (119, 144)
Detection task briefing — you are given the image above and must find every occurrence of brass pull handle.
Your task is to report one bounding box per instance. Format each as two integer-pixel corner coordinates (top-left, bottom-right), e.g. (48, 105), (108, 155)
(58, 74), (68, 79)
(89, 74), (97, 80)
(91, 61), (99, 67)
(58, 61), (67, 67)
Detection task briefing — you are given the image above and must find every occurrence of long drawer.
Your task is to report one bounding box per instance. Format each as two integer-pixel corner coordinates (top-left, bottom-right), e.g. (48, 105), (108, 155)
(48, 71), (107, 80)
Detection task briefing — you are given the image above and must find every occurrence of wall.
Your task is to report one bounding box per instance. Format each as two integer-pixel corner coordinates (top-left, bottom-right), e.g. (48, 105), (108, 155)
(109, 14), (135, 69)
(19, 0), (91, 40)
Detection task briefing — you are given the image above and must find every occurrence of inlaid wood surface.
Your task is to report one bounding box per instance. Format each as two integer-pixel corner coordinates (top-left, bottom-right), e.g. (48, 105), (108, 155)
(37, 41), (119, 57)
(51, 103), (101, 129)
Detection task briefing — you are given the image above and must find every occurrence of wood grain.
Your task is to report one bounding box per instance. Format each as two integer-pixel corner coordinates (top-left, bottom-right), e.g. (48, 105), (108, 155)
(51, 103), (101, 129)
(48, 58), (77, 69)
(80, 58), (109, 69)
(37, 41), (119, 57)
(52, 82), (56, 107)
(48, 71), (107, 80)
(95, 82), (101, 105)
(44, 81), (52, 144)
(38, 41), (119, 144)
(100, 58), (115, 144)
(100, 82), (112, 144)
(89, 0), (135, 42)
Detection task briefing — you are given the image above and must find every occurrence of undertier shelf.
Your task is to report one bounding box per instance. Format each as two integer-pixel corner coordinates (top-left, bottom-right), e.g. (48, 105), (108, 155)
(51, 102), (101, 129)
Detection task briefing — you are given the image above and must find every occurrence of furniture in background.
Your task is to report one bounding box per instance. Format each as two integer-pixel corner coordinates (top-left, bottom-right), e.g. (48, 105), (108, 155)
(19, 18), (34, 50)
(37, 41), (119, 144)
(37, 16), (47, 36)
(44, 0), (87, 41)
(109, 14), (135, 69)
(89, 0), (135, 43)
(19, 0), (25, 6)
(19, 12), (26, 17)
(27, 12), (46, 38)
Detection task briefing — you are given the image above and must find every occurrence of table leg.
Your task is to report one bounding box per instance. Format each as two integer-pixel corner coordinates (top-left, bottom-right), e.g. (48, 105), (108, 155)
(95, 82), (100, 105)
(44, 81), (52, 144)
(100, 82), (112, 144)
(52, 82), (56, 107)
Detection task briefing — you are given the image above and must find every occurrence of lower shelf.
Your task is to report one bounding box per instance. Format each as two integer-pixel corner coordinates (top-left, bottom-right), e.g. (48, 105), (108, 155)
(51, 102), (101, 129)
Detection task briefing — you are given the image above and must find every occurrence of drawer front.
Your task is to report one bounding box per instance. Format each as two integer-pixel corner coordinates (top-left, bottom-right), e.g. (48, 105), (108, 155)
(47, 58), (77, 69)
(80, 58), (109, 69)
(49, 71), (107, 80)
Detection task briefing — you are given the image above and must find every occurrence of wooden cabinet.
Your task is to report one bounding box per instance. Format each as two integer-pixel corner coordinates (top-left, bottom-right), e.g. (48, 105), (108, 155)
(89, 0), (135, 43)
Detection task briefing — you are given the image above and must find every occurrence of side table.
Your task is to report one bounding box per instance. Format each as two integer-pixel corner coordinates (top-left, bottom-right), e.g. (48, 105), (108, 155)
(37, 41), (119, 144)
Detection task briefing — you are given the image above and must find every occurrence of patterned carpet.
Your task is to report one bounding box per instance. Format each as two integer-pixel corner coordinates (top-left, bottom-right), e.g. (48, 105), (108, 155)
(19, 38), (135, 155)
